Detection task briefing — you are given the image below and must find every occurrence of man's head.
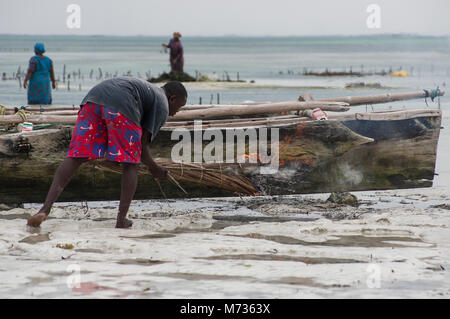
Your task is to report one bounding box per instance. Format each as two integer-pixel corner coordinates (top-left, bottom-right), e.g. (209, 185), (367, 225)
(162, 81), (187, 116)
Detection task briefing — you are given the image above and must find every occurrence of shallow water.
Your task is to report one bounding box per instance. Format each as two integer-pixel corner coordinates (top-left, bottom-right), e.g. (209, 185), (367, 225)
(1, 34), (449, 104)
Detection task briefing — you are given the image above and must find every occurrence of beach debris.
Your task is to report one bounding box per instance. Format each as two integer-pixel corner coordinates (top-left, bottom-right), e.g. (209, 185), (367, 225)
(81, 200), (89, 214)
(430, 203), (450, 210)
(389, 70), (408, 77)
(74, 248), (105, 253)
(117, 258), (166, 266)
(56, 243), (75, 249)
(19, 233), (51, 244)
(61, 254), (76, 260)
(326, 192), (359, 207)
(376, 218), (391, 224)
(0, 203), (24, 210)
(345, 82), (383, 89)
(425, 264), (446, 271)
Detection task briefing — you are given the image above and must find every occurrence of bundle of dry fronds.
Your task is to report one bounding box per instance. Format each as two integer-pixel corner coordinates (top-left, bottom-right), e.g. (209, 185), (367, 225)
(96, 159), (258, 196)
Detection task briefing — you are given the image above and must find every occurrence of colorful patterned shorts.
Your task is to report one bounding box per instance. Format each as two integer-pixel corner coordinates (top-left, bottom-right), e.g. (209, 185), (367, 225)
(67, 102), (142, 163)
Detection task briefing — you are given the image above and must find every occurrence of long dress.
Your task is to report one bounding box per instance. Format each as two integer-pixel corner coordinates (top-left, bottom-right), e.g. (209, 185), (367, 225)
(168, 39), (184, 72)
(27, 55), (53, 104)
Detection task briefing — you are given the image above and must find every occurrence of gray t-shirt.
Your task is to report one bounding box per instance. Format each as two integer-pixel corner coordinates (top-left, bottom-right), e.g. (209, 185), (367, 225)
(80, 77), (169, 141)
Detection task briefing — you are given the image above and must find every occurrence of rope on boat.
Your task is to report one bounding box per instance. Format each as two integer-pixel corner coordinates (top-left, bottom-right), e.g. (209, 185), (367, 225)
(199, 164), (204, 181)
(431, 88), (441, 102)
(16, 109), (29, 122)
(179, 162), (184, 178)
(423, 87), (441, 108)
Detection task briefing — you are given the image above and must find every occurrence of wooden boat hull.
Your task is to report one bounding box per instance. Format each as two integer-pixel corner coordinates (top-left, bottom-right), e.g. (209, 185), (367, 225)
(0, 110), (441, 204)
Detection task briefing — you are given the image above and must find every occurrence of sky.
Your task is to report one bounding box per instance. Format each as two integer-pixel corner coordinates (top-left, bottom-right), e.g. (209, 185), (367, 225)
(0, 0), (449, 36)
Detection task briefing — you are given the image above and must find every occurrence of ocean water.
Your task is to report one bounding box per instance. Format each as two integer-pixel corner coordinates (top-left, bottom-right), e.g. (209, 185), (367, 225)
(1, 34), (450, 104)
(0, 34), (449, 185)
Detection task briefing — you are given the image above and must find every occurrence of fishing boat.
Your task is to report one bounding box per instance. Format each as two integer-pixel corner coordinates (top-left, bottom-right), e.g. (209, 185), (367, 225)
(0, 89), (444, 204)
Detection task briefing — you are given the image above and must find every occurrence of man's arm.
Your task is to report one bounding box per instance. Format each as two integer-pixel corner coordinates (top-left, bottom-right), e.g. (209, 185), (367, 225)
(141, 130), (168, 179)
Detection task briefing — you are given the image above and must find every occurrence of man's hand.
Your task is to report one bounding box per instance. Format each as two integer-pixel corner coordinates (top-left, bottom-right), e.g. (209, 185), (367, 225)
(141, 130), (168, 179)
(150, 164), (168, 180)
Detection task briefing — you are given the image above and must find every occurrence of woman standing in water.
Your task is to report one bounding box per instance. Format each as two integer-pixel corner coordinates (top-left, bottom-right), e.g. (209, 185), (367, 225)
(23, 42), (56, 105)
(162, 32), (184, 73)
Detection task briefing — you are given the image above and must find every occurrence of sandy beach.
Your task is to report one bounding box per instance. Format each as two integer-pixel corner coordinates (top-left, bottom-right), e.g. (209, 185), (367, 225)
(1, 186), (449, 299)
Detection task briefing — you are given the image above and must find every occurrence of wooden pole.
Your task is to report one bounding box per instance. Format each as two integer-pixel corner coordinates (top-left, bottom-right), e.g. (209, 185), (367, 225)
(317, 90), (445, 106)
(170, 101), (349, 120)
(248, 90), (445, 107)
(328, 109), (442, 121)
(0, 102), (347, 124)
(0, 114), (77, 124)
(2, 104), (215, 114)
(0, 108), (441, 126)
(1, 90), (444, 123)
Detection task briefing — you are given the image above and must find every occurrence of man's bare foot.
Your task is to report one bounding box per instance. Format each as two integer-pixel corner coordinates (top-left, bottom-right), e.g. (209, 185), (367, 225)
(115, 218), (133, 229)
(27, 212), (47, 227)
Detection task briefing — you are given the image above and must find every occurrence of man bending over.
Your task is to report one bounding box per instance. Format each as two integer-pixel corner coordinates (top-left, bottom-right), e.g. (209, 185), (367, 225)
(27, 77), (187, 228)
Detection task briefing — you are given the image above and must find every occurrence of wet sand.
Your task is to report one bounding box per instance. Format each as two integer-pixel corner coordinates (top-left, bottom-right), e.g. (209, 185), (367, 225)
(0, 186), (449, 298)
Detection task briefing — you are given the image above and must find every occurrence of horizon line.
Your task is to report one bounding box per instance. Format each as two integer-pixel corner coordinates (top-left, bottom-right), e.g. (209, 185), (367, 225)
(1, 32), (449, 38)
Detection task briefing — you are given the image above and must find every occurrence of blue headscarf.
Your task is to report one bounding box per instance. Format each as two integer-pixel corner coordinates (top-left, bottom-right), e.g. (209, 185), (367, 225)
(34, 42), (45, 54)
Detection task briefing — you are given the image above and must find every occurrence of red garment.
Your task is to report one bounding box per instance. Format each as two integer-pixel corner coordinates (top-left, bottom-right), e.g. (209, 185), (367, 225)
(67, 102), (142, 163)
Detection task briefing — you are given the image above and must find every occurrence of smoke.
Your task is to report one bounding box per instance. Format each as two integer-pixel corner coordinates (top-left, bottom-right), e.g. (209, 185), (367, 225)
(336, 162), (364, 188)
